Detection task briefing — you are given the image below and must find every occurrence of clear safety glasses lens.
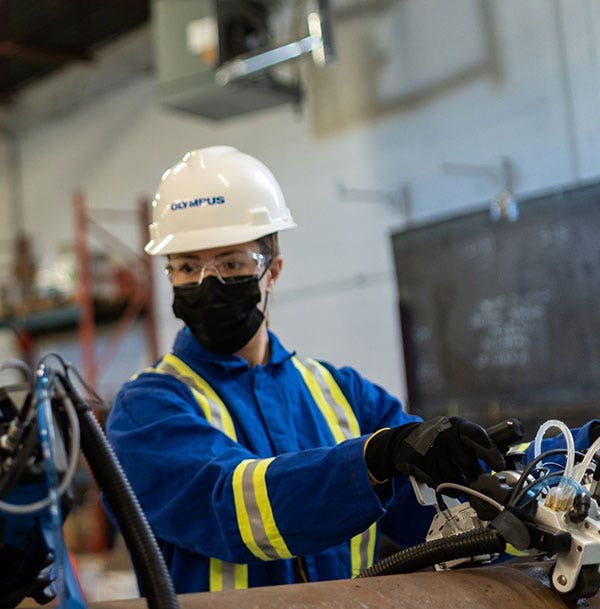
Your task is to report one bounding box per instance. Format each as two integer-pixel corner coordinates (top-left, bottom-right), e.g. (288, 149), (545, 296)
(165, 251), (268, 284)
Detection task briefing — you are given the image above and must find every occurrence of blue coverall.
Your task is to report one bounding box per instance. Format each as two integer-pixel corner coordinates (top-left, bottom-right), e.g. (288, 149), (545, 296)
(106, 328), (597, 593)
(106, 328), (431, 592)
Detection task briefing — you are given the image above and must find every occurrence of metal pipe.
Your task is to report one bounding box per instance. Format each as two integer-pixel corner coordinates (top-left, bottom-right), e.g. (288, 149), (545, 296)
(552, 0), (580, 180)
(0, 126), (24, 236)
(215, 34), (322, 85)
(85, 563), (599, 609)
(138, 195), (159, 363)
(73, 191), (97, 391)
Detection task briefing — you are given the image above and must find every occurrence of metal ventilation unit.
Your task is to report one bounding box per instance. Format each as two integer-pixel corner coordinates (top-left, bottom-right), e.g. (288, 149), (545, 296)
(152, 0), (334, 120)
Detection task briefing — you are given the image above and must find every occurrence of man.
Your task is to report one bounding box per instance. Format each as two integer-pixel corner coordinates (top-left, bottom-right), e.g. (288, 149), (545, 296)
(106, 146), (595, 593)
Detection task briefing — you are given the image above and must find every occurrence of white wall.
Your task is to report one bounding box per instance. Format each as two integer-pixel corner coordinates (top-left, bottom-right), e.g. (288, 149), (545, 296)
(1, 0), (600, 405)
(0, 141), (11, 282)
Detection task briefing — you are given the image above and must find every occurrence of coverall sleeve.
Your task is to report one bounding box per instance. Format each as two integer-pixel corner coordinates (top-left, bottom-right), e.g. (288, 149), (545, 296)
(319, 363), (434, 546)
(106, 373), (389, 564)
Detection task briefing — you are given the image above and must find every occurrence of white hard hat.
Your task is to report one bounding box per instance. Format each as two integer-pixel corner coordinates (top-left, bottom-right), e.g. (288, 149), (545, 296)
(145, 146), (297, 256)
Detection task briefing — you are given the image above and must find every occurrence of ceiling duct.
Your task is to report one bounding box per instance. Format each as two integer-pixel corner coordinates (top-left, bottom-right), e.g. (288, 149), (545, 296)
(152, 0), (334, 120)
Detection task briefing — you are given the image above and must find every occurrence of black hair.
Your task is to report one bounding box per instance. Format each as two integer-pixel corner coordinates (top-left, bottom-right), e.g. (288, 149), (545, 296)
(257, 233), (280, 260)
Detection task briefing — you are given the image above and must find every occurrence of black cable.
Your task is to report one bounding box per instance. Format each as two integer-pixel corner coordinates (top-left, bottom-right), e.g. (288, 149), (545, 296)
(0, 360), (34, 422)
(56, 371), (179, 609)
(507, 448), (570, 507)
(509, 473), (564, 509)
(357, 528), (505, 578)
(0, 362), (36, 496)
(65, 364), (105, 411)
(0, 417), (39, 498)
(435, 491), (448, 512)
(37, 353), (69, 373)
(593, 455), (600, 482)
(0, 360), (34, 389)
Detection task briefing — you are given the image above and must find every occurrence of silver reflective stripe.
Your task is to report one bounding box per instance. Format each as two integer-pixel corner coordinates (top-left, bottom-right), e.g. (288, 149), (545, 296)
(156, 359), (225, 432)
(359, 526), (373, 572)
(240, 460), (282, 560)
(221, 561), (237, 589)
(300, 357), (355, 440)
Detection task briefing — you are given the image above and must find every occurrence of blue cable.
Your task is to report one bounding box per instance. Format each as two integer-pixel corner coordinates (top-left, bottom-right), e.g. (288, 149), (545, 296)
(36, 365), (87, 609)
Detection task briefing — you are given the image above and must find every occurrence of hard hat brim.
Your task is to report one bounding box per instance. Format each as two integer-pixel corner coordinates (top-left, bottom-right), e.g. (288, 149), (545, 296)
(145, 219), (297, 256)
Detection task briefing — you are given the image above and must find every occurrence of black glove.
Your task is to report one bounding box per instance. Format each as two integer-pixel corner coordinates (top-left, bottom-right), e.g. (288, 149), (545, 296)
(365, 416), (506, 488)
(0, 550), (55, 608)
(589, 420), (600, 445)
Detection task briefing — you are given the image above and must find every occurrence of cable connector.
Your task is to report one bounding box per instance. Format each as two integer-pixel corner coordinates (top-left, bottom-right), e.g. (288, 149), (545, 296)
(545, 477), (585, 512)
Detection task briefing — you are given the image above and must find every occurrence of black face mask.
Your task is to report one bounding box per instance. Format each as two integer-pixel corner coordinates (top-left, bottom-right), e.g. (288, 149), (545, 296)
(172, 275), (265, 354)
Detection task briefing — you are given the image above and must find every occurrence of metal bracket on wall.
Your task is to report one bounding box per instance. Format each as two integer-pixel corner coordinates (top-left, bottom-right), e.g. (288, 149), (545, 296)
(337, 181), (413, 223)
(215, 0), (334, 85)
(442, 156), (519, 222)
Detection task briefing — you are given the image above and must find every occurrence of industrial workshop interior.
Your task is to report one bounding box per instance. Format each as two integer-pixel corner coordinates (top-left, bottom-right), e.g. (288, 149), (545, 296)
(2, 0), (600, 608)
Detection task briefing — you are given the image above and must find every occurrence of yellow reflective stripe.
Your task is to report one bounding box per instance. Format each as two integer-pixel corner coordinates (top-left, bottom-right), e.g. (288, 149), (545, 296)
(209, 558), (222, 591)
(350, 523), (377, 577)
(233, 459), (270, 561)
(209, 559), (248, 591)
(149, 360), (213, 422)
(233, 562), (248, 588)
(253, 458), (293, 559)
(366, 523), (377, 570)
(159, 353), (235, 432)
(233, 458), (292, 561)
(509, 442), (531, 454)
(306, 358), (360, 438)
(164, 354), (234, 428)
(292, 357), (346, 444)
(157, 354), (237, 440)
(350, 535), (360, 576)
(129, 367), (155, 381)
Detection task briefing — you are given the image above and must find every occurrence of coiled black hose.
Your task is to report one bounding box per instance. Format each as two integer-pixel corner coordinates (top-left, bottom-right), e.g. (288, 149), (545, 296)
(357, 528), (506, 578)
(59, 374), (179, 609)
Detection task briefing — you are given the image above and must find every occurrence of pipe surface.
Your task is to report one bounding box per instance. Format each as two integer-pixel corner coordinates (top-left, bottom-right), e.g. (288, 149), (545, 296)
(86, 563), (600, 609)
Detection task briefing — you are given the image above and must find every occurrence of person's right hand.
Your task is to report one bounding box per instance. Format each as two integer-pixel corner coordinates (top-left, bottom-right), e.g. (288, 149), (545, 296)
(27, 553), (56, 605)
(364, 416), (505, 488)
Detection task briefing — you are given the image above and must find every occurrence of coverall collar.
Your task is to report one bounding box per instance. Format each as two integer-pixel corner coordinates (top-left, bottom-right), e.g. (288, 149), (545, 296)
(175, 326), (294, 369)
